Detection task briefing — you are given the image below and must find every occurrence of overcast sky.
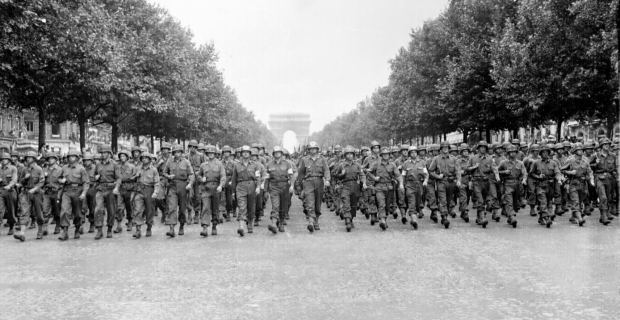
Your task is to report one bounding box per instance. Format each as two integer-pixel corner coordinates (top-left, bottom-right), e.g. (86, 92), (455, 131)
(149, 0), (448, 134)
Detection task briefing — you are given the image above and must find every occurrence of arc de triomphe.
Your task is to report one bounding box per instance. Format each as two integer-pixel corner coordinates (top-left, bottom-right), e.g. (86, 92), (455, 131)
(268, 113), (310, 148)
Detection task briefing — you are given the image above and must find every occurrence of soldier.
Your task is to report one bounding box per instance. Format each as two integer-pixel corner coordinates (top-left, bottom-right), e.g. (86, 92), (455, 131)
(457, 143), (472, 222)
(162, 144), (195, 237)
(130, 146), (142, 166)
(196, 145), (226, 237)
(552, 142), (570, 217)
(497, 145), (527, 228)
(524, 144), (540, 217)
(367, 147), (404, 230)
(251, 144), (267, 222)
(42, 152), (62, 237)
(296, 141), (331, 232)
(590, 138), (616, 225)
(282, 148), (296, 223)
(467, 141), (499, 228)
(264, 146), (295, 234)
(187, 140), (205, 225)
(0, 152), (18, 236)
(426, 144), (440, 223)
(362, 141), (381, 223)
(400, 146), (428, 229)
(82, 152), (98, 233)
(562, 144), (593, 226)
(428, 141), (461, 229)
(529, 144), (561, 228)
(15, 151), (44, 241)
(116, 148), (136, 233)
(231, 145), (262, 236)
(221, 145), (236, 221)
(93, 145), (121, 240)
(155, 143), (171, 223)
(491, 143), (506, 222)
(132, 152), (161, 238)
(393, 144), (409, 219)
(58, 150), (89, 241)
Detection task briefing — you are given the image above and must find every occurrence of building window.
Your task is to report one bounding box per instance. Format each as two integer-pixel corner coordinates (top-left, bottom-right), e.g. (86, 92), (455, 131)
(52, 124), (61, 136)
(25, 121), (34, 132)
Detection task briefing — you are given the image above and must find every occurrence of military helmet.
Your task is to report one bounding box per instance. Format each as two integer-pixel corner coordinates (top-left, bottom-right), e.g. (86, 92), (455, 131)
(519, 142), (527, 149)
(459, 143), (471, 152)
(391, 146), (399, 153)
(250, 143), (259, 149)
(408, 145), (418, 153)
(502, 142), (512, 149)
(197, 143), (206, 151)
(431, 144), (442, 152)
(380, 147), (391, 155)
(0, 152), (12, 160)
(562, 141), (571, 148)
(188, 140), (199, 148)
(283, 148), (290, 155)
(117, 148), (130, 158)
(583, 141), (594, 149)
(370, 140), (381, 148)
(151, 153), (158, 161)
(250, 148), (259, 156)
(334, 145), (342, 152)
(449, 144), (458, 152)
(82, 152), (94, 161)
(240, 145), (251, 153)
(99, 145), (112, 154)
(400, 144), (409, 151)
(140, 146), (148, 153)
(139, 152), (152, 161)
(554, 143), (564, 150)
(511, 139), (520, 145)
(530, 144), (540, 152)
(539, 143), (551, 152)
(440, 141), (451, 148)
(257, 143), (265, 150)
(344, 145), (355, 155)
(160, 143), (171, 151)
(600, 138), (612, 146)
(67, 150), (81, 158)
(272, 146), (283, 155)
(23, 150), (37, 159)
(360, 146), (369, 152)
(10, 150), (19, 157)
(321, 150), (327, 156)
(572, 143), (584, 151)
(477, 141), (489, 149)
(222, 145), (232, 153)
(506, 145), (518, 153)
(171, 144), (183, 154)
(308, 141), (319, 150)
(418, 145), (427, 152)
(204, 144), (217, 153)
(45, 152), (59, 160)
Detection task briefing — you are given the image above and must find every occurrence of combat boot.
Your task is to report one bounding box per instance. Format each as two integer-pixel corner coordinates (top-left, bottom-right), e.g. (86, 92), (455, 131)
(126, 220), (133, 232)
(441, 215), (450, 229)
(529, 205), (537, 217)
(94, 227), (103, 240)
(345, 218), (352, 232)
(571, 210), (585, 227)
(133, 225), (142, 239)
(253, 219), (259, 227)
(88, 224), (95, 233)
(409, 212), (419, 230)
(555, 205), (565, 216)
(379, 218), (387, 230)
(362, 208), (369, 219)
(545, 216), (553, 228)
(476, 210), (488, 228)
(314, 216), (320, 230)
(237, 220), (245, 237)
(225, 211), (231, 222)
(430, 210), (438, 223)
(107, 226), (113, 238)
(13, 228), (25, 242)
(54, 224), (61, 234)
(58, 227), (69, 241)
(36, 224), (43, 240)
(42, 223), (49, 236)
(29, 219), (36, 229)
(178, 223), (185, 236)
(193, 215), (199, 224)
(449, 208), (457, 219)
(370, 214), (377, 225)
(599, 211), (611, 226)
(392, 208), (398, 219)
(492, 209), (501, 222)
(461, 210), (470, 223)
(146, 225), (152, 237)
(268, 219), (278, 234)
(278, 221), (285, 233)
(247, 219), (254, 233)
(307, 217), (315, 233)
(74, 226), (80, 239)
(508, 215), (517, 228)
(212, 222), (218, 236)
(79, 224), (84, 234)
(166, 226), (176, 237)
(7, 226), (14, 235)
(417, 210), (424, 219)
(113, 222), (122, 233)
(401, 210), (408, 224)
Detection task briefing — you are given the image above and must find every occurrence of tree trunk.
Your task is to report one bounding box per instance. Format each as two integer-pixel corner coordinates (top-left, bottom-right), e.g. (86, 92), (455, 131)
(485, 129), (491, 143)
(421, 136), (424, 145)
(443, 133), (447, 141)
(38, 105), (46, 150)
(134, 135), (140, 147)
(463, 129), (469, 144)
(111, 121), (118, 153)
(606, 116), (615, 139)
(556, 118), (563, 141)
(78, 107), (87, 152)
(479, 128), (484, 142)
(512, 129), (518, 141)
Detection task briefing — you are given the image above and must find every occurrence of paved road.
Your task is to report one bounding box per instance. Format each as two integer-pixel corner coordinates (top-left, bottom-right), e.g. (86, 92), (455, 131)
(0, 197), (618, 320)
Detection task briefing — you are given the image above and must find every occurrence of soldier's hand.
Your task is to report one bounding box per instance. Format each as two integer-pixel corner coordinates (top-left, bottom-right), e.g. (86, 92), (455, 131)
(25, 173), (31, 179)
(456, 181), (461, 188)
(495, 175), (500, 182)
(79, 194), (86, 200)
(152, 192), (158, 199)
(94, 175), (100, 181)
(113, 188), (120, 195)
(201, 177), (207, 183)
(289, 185), (294, 193)
(373, 176), (380, 182)
(522, 180), (527, 185)
(168, 174), (175, 180)
(324, 180), (330, 188)
(216, 186), (222, 192)
(423, 181), (428, 187)
(255, 187), (260, 194)
(28, 188), (35, 194)
(589, 180), (595, 187)
(185, 184), (192, 191)
(341, 169), (346, 175)
(468, 181), (472, 189)
(539, 174), (546, 180)
(59, 178), (66, 184)
(3, 186), (10, 190)
(399, 184), (404, 192)
(362, 183), (367, 190)
(437, 174), (444, 179)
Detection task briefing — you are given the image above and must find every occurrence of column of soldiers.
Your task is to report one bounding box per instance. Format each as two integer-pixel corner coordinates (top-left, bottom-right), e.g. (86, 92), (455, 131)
(1, 135), (618, 242)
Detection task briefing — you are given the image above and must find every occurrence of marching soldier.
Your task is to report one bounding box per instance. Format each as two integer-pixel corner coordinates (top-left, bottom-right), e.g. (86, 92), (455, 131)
(457, 143), (472, 222)
(524, 144), (540, 217)
(393, 144), (409, 220)
(362, 141), (381, 223)
(155, 143), (171, 223)
(162, 144), (195, 237)
(561, 144), (593, 226)
(497, 145), (527, 228)
(428, 141), (461, 229)
(400, 146), (428, 229)
(196, 145), (226, 237)
(93, 145), (121, 240)
(264, 146), (295, 234)
(231, 145), (263, 236)
(132, 152), (161, 238)
(82, 152), (98, 233)
(296, 141), (331, 232)
(42, 152), (62, 238)
(15, 151), (44, 241)
(426, 144), (440, 223)
(116, 148), (136, 233)
(529, 144), (561, 228)
(58, 150), (89, 240)
(250, 148), (266, 227)
(367, 147), (404, 230)
(467, 141), (499, 228)
(130, 146), (142, 166)
(221, 145), (236, 220)
(187, 140), (205, 224)
(590, 138), (616, 225)
(0, 152), (18, 236)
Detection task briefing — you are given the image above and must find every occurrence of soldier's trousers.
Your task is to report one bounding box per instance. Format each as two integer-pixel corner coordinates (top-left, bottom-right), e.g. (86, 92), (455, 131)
(459, 176), (471, 212)
(133, 186), (154, 226)
(472, 178), (490, 213)
(404, 180), (422, 216)
(596, 175), (616, 219)
(83, 186), (96, 225)
(395, 182), (405, 213)
(268, 181), (289, 222)
(535, 180), (554, 218)
(527, 177), (538, 206)
(18, 192), (43, 226)
(567, 179), (586, 215)
(95, 187), (118, 227)
(116, 187), (133, 223)
(0, 189), (16, 227)
(188, 180), (200, 221)
(436, 179), (455, 217)
(490, 179), (501, 211)
(255, 188), (264, 217)
(374, 183), (393, 219)
(60, 186), (83, 227)
(42, 190), (59, 227)
(426, 180), (438, 212)
(302, 177), (324, 221)
(501, 181), (519, 218)
(200, 182), (220, 226)
(340, 181), (360, 220)
(224, 181), (236, 214)
(362, 186), (377, 214)
(155, 183), (168, 217)
(166, 181), (189, 226)
(236, 181), (256, 222)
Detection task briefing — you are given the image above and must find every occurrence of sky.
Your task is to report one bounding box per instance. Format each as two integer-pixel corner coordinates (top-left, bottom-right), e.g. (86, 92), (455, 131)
(149, 0), (449, 135)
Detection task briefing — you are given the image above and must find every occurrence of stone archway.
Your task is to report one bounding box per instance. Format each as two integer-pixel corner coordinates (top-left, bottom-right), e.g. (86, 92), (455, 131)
(268, 113), (310, 148)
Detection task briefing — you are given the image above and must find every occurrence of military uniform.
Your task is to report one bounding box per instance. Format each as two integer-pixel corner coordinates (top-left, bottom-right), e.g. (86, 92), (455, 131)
(116, 150), (136, 232)
(265, 147), (294, 233)
(163, 147), (195, 236)
(334, 146), (366, 232)
(0, 154), (18, 235)
(590, 139), (617, 225)
(42, 155), (62, 236)
(231, 149), (263, 236)
(94, 148), (122, 239)
(367, 147), (402, 230)
(58, 156), (90, 240)
(400, 147), (428, 229)
(196, 152), (226, 236)
(428, 144), (461, 228)
(497, 147), (527, 228)
(466, 141), (499, 228)
(562, 147), (593, 226)
(296, 142), (331, 232)
(529, 145), (561, 227)
(187, 143), (206, 224)
(16, 153), (44, 241)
